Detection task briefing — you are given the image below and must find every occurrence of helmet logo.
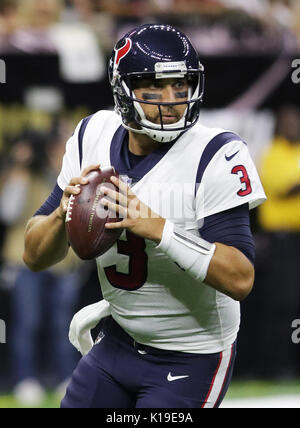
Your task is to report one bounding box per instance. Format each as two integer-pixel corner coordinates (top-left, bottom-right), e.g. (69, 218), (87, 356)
(114, 38), (132, 71)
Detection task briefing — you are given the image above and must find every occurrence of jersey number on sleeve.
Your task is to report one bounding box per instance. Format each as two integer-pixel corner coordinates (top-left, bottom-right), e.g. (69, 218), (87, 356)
(104, 231), (148, 291)
(231, 165), (252, 197)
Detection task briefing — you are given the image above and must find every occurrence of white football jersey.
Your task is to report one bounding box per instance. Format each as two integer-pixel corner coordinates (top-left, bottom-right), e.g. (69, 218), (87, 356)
(58, 110), (266, 353)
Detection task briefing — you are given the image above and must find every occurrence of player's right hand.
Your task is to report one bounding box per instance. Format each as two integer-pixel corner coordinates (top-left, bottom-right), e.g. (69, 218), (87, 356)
(56, 164), (101, 220)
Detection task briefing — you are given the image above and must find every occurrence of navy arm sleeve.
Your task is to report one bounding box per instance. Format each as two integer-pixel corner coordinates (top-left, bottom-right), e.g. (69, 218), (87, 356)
(199, 204), (255, 265)
(34, 184), (63, 217)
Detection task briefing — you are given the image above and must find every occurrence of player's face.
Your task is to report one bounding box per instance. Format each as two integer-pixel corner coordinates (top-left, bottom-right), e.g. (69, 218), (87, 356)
(133, 77), (189, 125)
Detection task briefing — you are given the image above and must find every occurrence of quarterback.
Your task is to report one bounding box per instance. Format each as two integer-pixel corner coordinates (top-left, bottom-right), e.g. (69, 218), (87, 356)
(23, 24), (266, 408)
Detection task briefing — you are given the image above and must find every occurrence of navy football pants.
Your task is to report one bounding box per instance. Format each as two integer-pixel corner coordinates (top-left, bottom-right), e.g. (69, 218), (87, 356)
(61, 318), (236, 408)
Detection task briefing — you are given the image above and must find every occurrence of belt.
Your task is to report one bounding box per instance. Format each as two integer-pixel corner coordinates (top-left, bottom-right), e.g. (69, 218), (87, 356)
(100, 316), (177, 356)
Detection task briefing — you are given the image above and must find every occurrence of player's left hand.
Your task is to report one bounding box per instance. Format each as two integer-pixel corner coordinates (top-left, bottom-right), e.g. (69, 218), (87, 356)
(100, 176), (165, 244)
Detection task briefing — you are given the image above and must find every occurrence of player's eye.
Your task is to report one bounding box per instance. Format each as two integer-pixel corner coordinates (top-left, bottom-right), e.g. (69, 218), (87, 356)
(148, 82), (161, 90)
(174, 82), (183, 88)
(173, 80), (188, 90)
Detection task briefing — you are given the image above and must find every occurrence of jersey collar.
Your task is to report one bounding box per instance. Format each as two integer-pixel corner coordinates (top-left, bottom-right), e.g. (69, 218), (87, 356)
(110, 125), (177, 184)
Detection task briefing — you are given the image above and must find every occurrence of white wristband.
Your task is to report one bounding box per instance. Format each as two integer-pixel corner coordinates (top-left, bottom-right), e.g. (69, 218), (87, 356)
(157, 220), (216, 283)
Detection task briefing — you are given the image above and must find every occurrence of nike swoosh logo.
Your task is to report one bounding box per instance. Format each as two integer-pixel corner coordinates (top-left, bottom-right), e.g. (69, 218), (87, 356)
(225, 150), (239, 161)
(167, 372), (190, 382)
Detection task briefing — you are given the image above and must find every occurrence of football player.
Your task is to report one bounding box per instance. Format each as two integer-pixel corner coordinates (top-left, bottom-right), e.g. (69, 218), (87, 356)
(23, 24), (266, 408)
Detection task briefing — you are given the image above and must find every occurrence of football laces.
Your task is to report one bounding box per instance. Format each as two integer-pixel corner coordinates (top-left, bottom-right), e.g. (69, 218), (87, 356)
(66, 186), (80, 223)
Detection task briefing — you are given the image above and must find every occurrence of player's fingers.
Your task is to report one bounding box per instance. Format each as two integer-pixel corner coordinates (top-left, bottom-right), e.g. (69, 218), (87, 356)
(100, 186), (128, 207)
(68, 165), (100, 187)
(110, 176), (134, 196)
(64, 184), (81, 197)
(100, 198), (128, 218)
(81, 164), (101, 178)
(69, 176), (89, 186)
(105, 220), (126, 230)
(60, 199), (69, 214)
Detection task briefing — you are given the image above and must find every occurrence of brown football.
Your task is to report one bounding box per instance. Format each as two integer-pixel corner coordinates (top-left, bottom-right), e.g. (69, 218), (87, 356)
(65, 167), (123, 260)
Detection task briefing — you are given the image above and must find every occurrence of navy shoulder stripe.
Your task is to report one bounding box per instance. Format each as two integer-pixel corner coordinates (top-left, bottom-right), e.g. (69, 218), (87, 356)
(78, 114), (94, 169)
(195, 132), (243, 196)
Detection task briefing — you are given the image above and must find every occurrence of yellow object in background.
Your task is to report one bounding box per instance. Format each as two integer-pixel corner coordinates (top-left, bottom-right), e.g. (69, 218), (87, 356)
(259, 137), (300, 231)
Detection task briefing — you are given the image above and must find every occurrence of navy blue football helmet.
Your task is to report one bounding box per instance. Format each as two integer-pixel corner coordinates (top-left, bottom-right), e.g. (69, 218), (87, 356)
(108, 24), (205, 143)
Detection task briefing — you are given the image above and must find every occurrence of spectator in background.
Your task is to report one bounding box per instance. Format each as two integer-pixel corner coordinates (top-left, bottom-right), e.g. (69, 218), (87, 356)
(2, 0), (298, 57)
(0, 0), (61, 54)
(99, 0), (152, 43)
(269, 0), (300, 48)
(0, 0), (105, 83)
(267, 1), (299, 29)
(218, 0), (300, 49)
(48, 0), (106, 83)
(0, 0), (21, 53)
(10, 0), (59, 53)
(257, 105), (300, 378)
(63, 0), (115, 55)
(149, 0), (297, 55)
(0, 128), (82, 405)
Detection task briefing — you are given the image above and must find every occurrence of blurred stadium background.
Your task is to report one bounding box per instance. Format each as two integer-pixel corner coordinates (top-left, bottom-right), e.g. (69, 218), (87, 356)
(1, 0), (300, 408)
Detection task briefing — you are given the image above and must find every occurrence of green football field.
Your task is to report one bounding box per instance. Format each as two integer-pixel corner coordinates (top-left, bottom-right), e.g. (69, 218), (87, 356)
(0, 379), (300, 408)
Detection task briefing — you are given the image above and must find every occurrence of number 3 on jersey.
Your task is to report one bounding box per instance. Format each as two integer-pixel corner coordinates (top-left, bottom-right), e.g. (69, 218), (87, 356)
(104, 231), (148, 291)
(231, 165), (252, 197)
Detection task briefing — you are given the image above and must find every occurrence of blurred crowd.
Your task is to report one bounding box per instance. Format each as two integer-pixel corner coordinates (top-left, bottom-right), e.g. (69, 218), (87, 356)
(0, 0), (299, 59)
(0, 117), (86, 404)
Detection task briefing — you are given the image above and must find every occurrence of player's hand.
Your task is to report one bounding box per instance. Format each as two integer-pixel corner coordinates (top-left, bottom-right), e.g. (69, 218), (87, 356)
(56, 164), (101, 220)
(100, 176), (166, 244)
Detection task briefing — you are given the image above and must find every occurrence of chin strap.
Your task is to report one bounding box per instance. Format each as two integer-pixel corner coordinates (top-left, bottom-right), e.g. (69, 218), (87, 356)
(122, 119), (183, 143)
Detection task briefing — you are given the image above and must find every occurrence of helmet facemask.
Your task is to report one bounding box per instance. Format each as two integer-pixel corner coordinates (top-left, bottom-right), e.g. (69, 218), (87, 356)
(112, 64), (205, 143)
